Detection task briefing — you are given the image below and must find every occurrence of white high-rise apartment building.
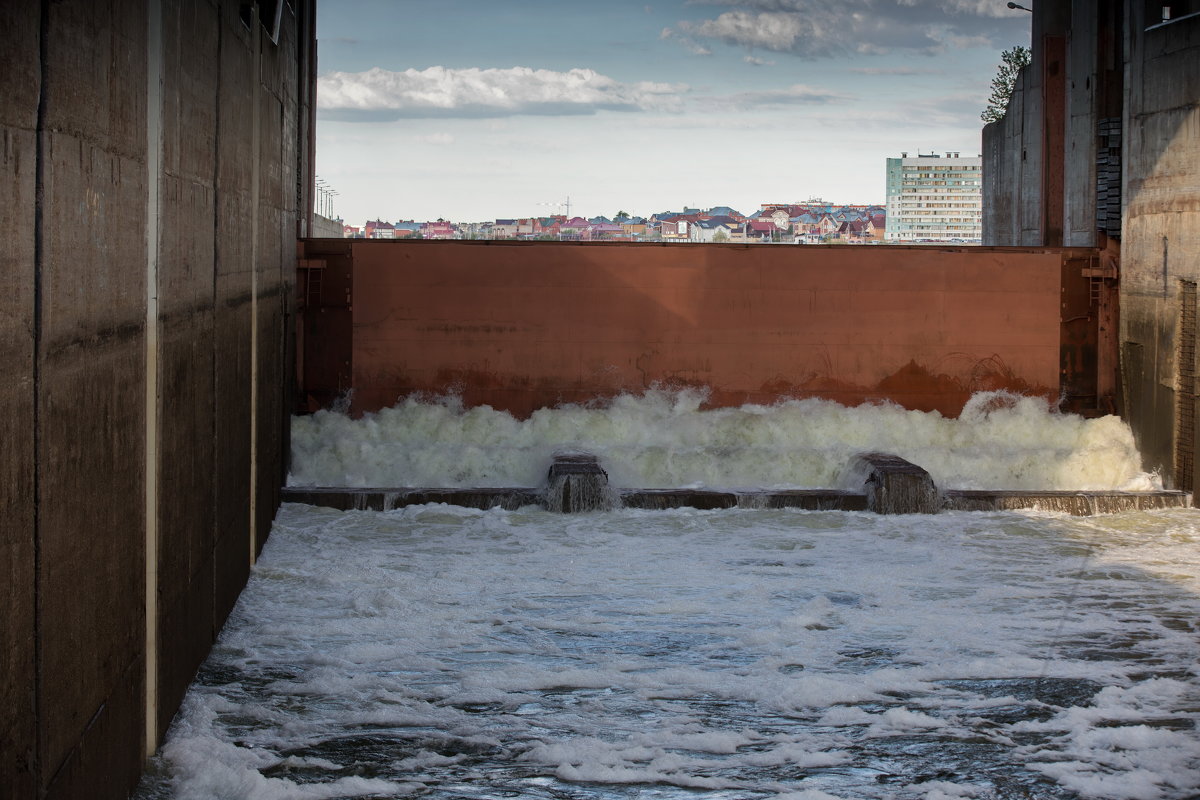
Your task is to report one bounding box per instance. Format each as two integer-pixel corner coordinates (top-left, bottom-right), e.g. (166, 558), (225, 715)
(884, 152), (982, 243)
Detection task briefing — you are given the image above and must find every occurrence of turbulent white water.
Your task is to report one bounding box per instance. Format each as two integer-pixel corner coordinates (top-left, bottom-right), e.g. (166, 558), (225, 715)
(288, 390), (1158, 492)
(138, 504), (1200, 800)
(136, 388), (1192, 798)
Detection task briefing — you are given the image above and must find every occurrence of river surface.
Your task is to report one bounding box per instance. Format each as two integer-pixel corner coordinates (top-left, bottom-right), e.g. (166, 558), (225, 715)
(138, 393), (1197, 798)
(137, 503), (1200, 799)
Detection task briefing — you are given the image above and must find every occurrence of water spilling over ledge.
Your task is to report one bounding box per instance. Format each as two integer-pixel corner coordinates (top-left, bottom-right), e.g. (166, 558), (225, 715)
(285, 390), (1186, 515)
(289, 390), (1161, 492)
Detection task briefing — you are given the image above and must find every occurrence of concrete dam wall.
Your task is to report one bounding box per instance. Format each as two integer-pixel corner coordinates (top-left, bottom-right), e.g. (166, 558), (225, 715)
(0, 2), (314, 798)
(983, 2), (1200, 491)
(298, 239), (1108, 419)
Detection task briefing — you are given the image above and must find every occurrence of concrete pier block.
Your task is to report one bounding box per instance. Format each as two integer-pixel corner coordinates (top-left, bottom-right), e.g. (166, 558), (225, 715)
(546, 452), (614, 512)
(851, 453), (941, 514)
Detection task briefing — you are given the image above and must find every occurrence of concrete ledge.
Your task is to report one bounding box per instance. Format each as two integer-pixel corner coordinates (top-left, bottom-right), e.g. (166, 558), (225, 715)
(282, 487), (872, 512)
(282, 486), (1189, 516)
(620, 490), (738, 509)
(281, 456), (1191, 517)
(281, 487), (542, 511)
(758, 490), (871, 511)
(621, 490), (868, 511)
(943, 490), (1191, 515)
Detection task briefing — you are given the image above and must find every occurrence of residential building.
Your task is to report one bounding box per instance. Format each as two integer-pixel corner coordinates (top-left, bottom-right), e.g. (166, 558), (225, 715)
(365, 219), (395, 239)
(556, 216), (591, 241)
(620, 218), (648, 239)
(660, 218), (690, 242)
(421, 220), (456, 239)
(689, 218), (737, 243)
(869, 213), (886, 242)
(493, 219), (519, 239)
(885, 152), (982, 242)
(744, 220), (779, 242)
(706, 206), (744, 220)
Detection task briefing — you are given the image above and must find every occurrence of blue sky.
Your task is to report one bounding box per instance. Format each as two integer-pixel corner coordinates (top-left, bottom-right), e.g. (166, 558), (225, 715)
(314, 0), (1030, 224)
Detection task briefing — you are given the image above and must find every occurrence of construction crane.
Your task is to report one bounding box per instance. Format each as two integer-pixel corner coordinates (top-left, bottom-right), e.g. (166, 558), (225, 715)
(536, 196), (572, 218)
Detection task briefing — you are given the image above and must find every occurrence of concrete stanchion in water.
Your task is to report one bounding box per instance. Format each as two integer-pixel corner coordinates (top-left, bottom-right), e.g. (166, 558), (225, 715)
(546, 452), (616, 512)
(850, 453), (942, 514)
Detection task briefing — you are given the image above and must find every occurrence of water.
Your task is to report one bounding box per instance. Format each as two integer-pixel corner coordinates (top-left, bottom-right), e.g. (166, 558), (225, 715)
(287, 390), (1159, 492)
(137, 504), (1200, 800)
(138, 392), (1195, 798)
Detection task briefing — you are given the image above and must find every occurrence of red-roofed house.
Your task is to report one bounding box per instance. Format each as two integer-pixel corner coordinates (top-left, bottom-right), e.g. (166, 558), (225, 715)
(421, 220), (455, 239)
(869, 214), (886, 241)
(365, 219), (395, 239)
(745, 220), (778, 242)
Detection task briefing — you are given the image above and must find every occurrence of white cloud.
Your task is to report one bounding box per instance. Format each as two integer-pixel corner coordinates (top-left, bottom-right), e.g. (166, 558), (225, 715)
(850, 66), (943, 75)
(699, 83), (850, 110)
(318, 66), (688, 121)
(666, 0), (1028, 59)
(660, 27), (713, 55)
(744, 55), (776, 66)
(680, 11), (807, 52)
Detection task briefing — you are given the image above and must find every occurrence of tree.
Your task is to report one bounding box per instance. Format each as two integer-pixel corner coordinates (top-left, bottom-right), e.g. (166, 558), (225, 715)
(712, 229), (729, 243)
(981, 46), (1032, 124)
(614, 210), (631, 221)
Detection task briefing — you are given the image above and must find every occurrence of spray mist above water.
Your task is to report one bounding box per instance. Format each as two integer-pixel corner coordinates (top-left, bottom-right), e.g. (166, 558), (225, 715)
(288, 389), (1159, 492)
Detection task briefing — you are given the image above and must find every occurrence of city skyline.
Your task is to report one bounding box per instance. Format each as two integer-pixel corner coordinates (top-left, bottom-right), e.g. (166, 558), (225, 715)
(314, 1), (1031, 223)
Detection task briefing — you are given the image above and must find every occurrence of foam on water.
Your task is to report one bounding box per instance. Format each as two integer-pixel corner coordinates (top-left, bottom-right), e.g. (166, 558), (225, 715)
(137, 504), (1200, 800)
(288, 389), (1158, 491)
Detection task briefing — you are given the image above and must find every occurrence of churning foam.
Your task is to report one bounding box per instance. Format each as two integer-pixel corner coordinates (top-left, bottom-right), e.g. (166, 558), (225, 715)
(287, 389), (1159, 492)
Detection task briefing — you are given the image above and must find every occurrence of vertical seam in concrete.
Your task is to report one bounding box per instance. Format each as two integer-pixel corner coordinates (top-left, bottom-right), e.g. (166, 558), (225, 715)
(144, 0), (163, 759)
(32, 0), (49, 789)
(249, 6), (261, 565)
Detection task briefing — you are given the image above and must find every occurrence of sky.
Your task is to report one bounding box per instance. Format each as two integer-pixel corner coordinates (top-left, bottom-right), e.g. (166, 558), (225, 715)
(314, 0), (1031, 224)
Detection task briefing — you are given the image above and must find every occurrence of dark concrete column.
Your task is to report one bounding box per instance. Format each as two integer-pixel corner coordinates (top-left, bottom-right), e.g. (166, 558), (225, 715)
(851, 453), (941, 515)
(546, 452), (614, 512)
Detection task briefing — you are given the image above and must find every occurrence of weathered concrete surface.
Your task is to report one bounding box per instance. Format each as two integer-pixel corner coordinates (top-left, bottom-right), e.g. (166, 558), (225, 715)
(1120, 9), (1200, 492)
(0, 2), (39, 796)
(211, 0), (257, 635)
(983, 2), (1093, 248)
(36, 1), (150, 796)
(0, 2), (314, 798)
(982, 51), (1042, 246)
(300, 240), (1077, 419)
(312, 213), (344, 237)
